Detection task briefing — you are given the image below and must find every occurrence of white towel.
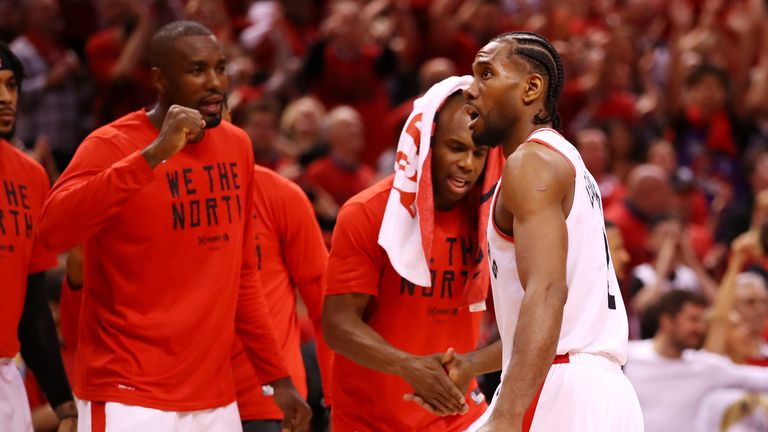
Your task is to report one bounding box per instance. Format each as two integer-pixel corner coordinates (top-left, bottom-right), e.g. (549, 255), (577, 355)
(378, 75), (473, 288)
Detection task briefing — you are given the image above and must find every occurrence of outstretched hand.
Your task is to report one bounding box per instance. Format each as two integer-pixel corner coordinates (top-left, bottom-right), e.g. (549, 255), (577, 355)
(398, 351), (468, 416)
(403, 347), (475, 416)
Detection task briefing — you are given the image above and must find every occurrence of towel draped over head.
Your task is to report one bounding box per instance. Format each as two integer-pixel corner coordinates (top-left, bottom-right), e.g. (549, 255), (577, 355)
(377, 75), (505, 310)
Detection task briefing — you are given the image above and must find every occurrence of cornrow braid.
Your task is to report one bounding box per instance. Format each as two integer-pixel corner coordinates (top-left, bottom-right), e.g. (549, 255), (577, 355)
(492, 32), (565, 131)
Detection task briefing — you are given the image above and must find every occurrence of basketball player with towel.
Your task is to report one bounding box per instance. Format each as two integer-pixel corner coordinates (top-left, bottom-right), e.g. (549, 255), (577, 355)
(323, 76), (504, 432)
(463, 32), (644, 431)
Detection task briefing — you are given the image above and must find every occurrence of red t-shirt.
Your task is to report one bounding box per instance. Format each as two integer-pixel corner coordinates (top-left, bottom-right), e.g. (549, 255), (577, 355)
(303, 156), (374, 207)
(0, 140), (57, 358)
(605, 201), (650, 271)
(38, 110), (288, 411)
(325, 177), (486, 432)
(232, 165), (330, 420)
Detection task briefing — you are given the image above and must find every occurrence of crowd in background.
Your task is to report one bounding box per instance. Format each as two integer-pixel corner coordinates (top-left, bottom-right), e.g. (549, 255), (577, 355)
(3, 0), (768, 431)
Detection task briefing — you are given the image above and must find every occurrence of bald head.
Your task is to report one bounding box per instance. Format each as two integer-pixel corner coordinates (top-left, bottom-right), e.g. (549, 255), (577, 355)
(150, 20), (214, 71)
(627, 164), (671, 216)
(324, 106), (364, 158)
(627, 164), (668, 191)
(419, 58), (457, 93)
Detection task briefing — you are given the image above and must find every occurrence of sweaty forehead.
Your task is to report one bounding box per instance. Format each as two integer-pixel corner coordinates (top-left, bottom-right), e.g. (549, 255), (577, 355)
(474, 41), (510, 66)
(152, 35), (224, 70)
(164, 35), (223, 66)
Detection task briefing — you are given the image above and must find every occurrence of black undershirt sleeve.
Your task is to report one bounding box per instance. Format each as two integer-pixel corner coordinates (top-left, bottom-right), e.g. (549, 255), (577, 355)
(17, 272), (73, 409)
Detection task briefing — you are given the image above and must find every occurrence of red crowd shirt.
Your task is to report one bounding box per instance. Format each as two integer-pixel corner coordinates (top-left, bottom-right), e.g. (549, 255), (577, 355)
(232, 165), (330, 420)
(38, 110), (288, 411)
(605, 201), (650, 270)
(0, 140), (57, 358)
(325, 177), (487, 432)
(303, 156), (374, 207)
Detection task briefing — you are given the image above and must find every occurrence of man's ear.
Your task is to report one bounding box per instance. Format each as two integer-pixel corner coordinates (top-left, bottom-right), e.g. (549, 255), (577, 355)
(522, 74), (545, 105)
(150, 67), (165, 94)
(658, 313), (670, 333)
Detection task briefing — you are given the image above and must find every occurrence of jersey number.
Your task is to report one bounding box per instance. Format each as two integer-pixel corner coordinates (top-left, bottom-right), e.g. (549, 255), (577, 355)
(602, 232), (617, 310)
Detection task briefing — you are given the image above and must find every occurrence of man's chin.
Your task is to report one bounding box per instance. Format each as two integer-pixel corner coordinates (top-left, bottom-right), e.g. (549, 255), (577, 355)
(0, 126), (15, 141)
(203, 115), (222, 129)
(471, 127), (503, 148)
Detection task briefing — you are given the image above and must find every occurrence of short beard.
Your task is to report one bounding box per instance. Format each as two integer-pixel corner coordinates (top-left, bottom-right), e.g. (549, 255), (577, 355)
(203, 115), (222, 129)
(672, 335), (703, 352)
(471, 125), (505, 148)
(0, 125), (16, 142)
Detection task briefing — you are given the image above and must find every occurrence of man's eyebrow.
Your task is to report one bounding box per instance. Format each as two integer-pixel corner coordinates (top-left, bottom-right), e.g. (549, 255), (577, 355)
(473, 59), (493, 68)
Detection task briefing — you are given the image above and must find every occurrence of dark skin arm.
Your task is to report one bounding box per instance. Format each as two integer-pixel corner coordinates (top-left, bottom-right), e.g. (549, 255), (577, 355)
(19, 273), (77, 431)
(476, 144), (571, 431)
(323, 293), (468, 415)
(405, 340), (503, 415)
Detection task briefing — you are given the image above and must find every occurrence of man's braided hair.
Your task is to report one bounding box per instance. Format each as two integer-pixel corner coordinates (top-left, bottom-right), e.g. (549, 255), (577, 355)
(492, 32), (564, 131)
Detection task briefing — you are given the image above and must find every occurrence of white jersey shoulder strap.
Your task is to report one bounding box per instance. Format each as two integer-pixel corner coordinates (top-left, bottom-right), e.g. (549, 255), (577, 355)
(525, 128), (581, 176)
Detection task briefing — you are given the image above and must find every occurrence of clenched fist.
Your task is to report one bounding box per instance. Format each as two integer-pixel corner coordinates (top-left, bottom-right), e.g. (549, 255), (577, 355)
(143, 105), (206, 167)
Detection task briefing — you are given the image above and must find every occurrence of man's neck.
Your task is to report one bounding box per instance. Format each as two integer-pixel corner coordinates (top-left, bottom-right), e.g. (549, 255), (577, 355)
(146, 102), (169, 131)
(653, 334), (684, 359)
(501, 122), (552, 158)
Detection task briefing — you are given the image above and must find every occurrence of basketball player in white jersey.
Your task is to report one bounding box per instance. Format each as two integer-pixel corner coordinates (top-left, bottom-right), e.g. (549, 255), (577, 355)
(463, 32), (643, 431)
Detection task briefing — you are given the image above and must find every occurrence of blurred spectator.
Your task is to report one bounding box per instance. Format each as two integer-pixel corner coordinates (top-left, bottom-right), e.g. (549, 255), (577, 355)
(665, 0), (763, 192)
(606, 164), (672, 270)
(576, 127), (625, 210)
(705, 230), (768, 366)
(604, 119), (642, 183)
(186, 0), (234, 44)
(647, 138), (678, 177)
(628, 214), (717, 337)
(233, 98), (298, 178)
(423, 0), (506, 75)
(695, 387), (768, 432)
(606, 219), (631, 281)
(670, 167), (714, 259)
(236, 0), (306, 103)
(86, 0), (159, 126)
(716, 150), (768, 254)
(624, 290), (768, 432)
(279, 95), (326, 166)
(669, 64), (743, 183)
(11, 0), (84, 172)
(303, 105), (374, 207)
(302, 0), (411, 167)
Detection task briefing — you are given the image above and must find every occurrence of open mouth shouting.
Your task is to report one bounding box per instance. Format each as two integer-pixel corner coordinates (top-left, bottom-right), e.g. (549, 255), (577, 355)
(199, 94), (224, 117)
(464, 104), (481, 129)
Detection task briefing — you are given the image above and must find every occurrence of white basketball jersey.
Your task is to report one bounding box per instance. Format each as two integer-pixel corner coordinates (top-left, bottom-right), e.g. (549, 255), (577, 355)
(487, 128), (628, 377)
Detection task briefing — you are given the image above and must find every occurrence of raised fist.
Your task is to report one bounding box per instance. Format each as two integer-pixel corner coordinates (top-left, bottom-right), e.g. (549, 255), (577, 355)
(143, 105), (205, 167)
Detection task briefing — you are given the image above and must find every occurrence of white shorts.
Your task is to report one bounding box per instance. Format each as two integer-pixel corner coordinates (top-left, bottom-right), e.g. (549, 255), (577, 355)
(76, 399), (242, 432)
(467, 352), (644, 431)
(0, 358), (33, 432)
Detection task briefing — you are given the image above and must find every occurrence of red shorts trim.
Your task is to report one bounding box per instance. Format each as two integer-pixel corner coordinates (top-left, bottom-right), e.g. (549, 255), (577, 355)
(92, 401), (106, 432)
(522, 354), (570, 430)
